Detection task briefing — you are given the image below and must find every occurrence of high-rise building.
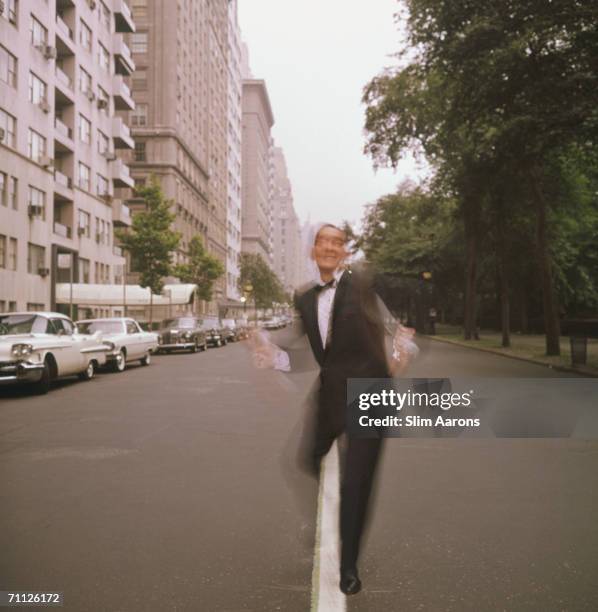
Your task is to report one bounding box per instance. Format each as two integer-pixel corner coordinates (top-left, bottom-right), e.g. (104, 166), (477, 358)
(126, 0), (228, 315)
(226, 0), (242, 301)
(240, 78), (274, 264)
(0, 0), (136, 315)
(271, 146), (302, 293)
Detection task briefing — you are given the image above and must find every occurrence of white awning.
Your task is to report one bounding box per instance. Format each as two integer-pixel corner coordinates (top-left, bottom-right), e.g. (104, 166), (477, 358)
(55, 283), (197, 306)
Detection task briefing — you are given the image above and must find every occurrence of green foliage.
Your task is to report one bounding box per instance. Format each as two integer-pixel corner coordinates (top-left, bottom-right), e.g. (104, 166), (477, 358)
(174, 236), (224, 302)
(116, 176), (180, 295)
(238, 253), (285, 309)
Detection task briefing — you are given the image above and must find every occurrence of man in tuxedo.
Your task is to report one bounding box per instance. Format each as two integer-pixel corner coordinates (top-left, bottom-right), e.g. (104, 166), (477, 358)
(251, 223), (414, 595)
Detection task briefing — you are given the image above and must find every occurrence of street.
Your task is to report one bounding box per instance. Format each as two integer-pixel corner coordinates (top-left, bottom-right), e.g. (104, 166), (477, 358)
(1, 338), (597, 611)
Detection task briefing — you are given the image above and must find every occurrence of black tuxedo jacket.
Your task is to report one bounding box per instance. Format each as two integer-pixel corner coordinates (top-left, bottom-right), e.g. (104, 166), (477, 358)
(281, 268), (392, 430)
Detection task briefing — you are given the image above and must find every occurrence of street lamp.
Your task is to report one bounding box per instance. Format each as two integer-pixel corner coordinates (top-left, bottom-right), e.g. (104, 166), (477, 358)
(243, 282), (253, 323)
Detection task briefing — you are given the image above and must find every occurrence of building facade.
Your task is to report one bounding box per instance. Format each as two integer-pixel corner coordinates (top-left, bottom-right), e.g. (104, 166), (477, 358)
(0, 0), (136, 315)
(125, 0), (229, 316)
(270, 146), (302, 294)
(240, 78), (273, 264)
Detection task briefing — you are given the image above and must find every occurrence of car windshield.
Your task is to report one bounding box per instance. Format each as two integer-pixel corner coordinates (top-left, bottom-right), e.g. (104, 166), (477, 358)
(163, 318), (197, 329)
(0, 314), (46, 335)
(77, 321), (124, 334)
(201, 319), (219, 330)
(222, 319), (235, 327)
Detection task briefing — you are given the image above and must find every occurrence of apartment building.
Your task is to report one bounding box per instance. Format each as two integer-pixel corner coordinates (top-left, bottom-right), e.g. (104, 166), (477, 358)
(240, 78), (274, 264)
(125, 0), (229, 316)
(225, 0), (242, 301)
(270, 146), (303, 294)
(0, 0), (135, 315)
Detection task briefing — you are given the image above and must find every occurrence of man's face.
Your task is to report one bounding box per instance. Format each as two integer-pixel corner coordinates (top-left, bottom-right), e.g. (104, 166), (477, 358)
(311, 226), (348, 273)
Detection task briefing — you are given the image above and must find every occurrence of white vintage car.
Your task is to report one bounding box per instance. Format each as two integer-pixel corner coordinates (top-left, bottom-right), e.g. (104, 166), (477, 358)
(0, 312), (110, 394)
(76, 317), (158, 372)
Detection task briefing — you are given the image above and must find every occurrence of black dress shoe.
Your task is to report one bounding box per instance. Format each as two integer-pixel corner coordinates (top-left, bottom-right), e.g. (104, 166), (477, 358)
(340, 568), (362, 595)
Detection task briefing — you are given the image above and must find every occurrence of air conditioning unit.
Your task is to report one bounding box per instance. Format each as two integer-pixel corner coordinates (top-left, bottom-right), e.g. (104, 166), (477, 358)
(39, 155), (53, 168)
(86, 89), (96, 102)
(88, 0), (97, 9)
(103, 151), (117, 161)
(28, 204), (43, 217)
(0, 2), (5, 15)
(39, 99), (51, 113)
(43, 46), (57, 60)
(0, 127), (5, 142)
(77, 226), (85, 236)
(97, 98), (108, 109)
(38, 267), (50, 277)
(95, 232), (101, 243)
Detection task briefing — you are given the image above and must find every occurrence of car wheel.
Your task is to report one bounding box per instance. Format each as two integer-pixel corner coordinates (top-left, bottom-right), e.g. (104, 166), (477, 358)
(112, 350), (126, 372)
(32, 358), (52, 395)
(78, 360), (95, 381)
(190, 341), (198, 353)
(140, 352), (151, 366)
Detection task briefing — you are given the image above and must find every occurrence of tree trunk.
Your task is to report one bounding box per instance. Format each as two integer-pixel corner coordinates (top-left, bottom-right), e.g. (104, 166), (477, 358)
(463, 199), (479, 340)
(149, 291), (153, 326)
(530, 166), (560, 355)
(496, 199), (511, 347)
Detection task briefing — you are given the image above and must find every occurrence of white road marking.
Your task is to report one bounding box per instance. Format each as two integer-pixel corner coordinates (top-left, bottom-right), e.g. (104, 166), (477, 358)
(312, 441), (346, 612)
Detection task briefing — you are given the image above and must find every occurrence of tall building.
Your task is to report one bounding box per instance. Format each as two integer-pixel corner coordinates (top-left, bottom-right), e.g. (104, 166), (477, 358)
(126, 0), (228, 315)
(0, 0), (136, 315)
(271, 146), (302, 294)
(240, 78), (274, 263)
(225, 0), (242, 301)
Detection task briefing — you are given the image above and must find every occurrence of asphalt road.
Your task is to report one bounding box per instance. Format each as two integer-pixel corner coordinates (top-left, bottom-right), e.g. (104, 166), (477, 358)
(1, 338), (597, 612)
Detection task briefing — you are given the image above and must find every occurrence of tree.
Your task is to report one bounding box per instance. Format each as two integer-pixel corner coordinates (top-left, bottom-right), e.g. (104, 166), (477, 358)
(238, 253), (285, 312)
(116, 176), (180, 324)
(174, 235), (225, 307)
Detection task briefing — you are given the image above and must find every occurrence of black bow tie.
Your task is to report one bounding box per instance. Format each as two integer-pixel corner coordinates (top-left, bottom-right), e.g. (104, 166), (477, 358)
(315, 279), (336, 293)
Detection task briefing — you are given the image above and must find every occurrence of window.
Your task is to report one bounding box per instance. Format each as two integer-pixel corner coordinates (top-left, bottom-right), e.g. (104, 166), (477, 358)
(130, 32), (148, 54)
(78, 162), (90, 190)
(78, 209), (91, 237)
(134, 141), (146, 162)
(97, 86), (109, 109)
(0, 235), (5, 268)
(28, 71), (47, 104)
(0, 173), (6, 207)
(1, 1), (18, 26)
(0, 108), (16, 147)
(27, 129), (46, 162)
(96, 174), (109, 197)
(99, 2), (110, 28)
(8, 238), (17, 270)
(79, 19), (92, 51)
(9, 176), (17, 209)
(28, 186), (46, 219)
(131, 103), (148, 126)
(79, 114), (91, 144)
(27, 242), (45, 274)
(30, 15), (48, 48)
(132, 68), (147, 90)
(79, 257), (90, 283)
(0, 45), (17, 88)
(79, 66), (92, 94)
(98, 43), (109, 71)
(97, 130), (109, 154)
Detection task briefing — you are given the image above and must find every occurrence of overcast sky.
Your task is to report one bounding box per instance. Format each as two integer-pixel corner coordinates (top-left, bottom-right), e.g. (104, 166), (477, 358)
(238, 0), (424, 229)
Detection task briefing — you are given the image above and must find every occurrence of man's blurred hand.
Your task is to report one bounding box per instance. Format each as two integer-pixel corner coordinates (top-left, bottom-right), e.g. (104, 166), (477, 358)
(247, 329), (277, 369)
(390, 325), (418, 375)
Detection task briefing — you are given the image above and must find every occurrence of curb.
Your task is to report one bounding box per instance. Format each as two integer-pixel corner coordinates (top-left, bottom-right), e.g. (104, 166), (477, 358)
(423, 334), (598, 378)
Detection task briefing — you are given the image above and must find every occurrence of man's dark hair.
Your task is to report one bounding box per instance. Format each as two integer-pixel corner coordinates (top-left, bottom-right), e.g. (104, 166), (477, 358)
(314, 223), (348, 245)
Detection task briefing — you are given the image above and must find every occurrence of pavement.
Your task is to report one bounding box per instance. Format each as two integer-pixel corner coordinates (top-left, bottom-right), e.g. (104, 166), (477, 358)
(1, 338), (597, 611)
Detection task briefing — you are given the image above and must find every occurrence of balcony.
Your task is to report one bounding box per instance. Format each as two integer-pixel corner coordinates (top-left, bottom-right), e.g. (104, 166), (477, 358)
(112, 116), (134, 149)
(112, 201), (132, 227)
(54, 117), (74, 153)
(110, 158), (135, 189)
(55, 15), (75, 56)
(114, 34), (135, 76)
(112, 75), (135, 111)
(53, 221), (72, 240)
(54, 66), (75, 105)
(54, 169), (74, 201)
(114, 0), (135, 33)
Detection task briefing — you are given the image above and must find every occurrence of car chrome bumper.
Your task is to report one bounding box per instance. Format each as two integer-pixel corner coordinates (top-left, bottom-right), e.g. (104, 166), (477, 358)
(0, 361), (45, 385)
(157, 342), (196, 350)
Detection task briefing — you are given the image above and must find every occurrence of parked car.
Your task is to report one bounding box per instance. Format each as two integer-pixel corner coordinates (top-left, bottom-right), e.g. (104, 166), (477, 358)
(0, 312), (109, 394)
(76, 318), (157, 371)
(221, 318), (240, 342)
(201, 316), (226, 347)
(156, 317), (208, 353)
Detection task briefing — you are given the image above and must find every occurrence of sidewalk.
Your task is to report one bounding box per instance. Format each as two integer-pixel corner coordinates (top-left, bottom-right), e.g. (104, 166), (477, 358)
(425, 325), (598, 377)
